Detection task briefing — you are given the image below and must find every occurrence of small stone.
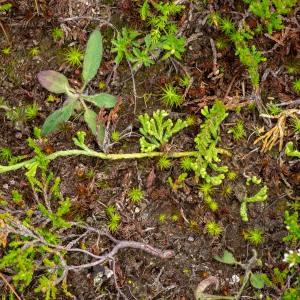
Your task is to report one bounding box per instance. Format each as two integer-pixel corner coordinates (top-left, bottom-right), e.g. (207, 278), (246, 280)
(134, 207), (140, 214)
(229, 274), (240, 285)
(188, 236), (194, 242)
(15, 132), (22, 139)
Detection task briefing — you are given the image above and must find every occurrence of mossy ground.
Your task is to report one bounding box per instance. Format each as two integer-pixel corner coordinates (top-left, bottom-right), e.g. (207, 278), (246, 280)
(0, 0), (299, 299)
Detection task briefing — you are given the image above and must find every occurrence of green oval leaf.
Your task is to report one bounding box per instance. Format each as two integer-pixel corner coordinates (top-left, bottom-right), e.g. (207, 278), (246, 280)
(250, 273), (265, 289)
(84, 108), (105, 144)
(84, 108), (97, 136)
(84, 93), (117, 108)
(42, 102), (75, 135)
(214, 250), (237, 265)
(38, 70), (70, 94)
(82, 29), (103, 84)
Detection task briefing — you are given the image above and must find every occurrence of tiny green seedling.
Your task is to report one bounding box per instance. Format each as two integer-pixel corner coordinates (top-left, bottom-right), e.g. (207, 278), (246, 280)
(161, 84), (183, 107)
(293, 79), (300, 94)
(111, 130), (121, 142)
(228, 120), (246, 140)
(0, 147), (13, 163)
(243, 228), (264, 245)
(267, 102), (282, 116)
(106, 205), (121, 232)
(1, 47), (11, 55)
(38, 29), (117, 145)
(128, 187), (144, 203)
(64, 47), (83, 66)
(158, 213), (167, 223)
(167, 173), (187, 191)
(180, 157), (193, 171)
(285, 141), (300, 158)
(227, 171), (237, 181)
(205, 221), (223, 237)
(52, 27), (64, 41)
(157, 155), (171, 170)
(291, 116), (300, 134)
(29, 47), (40, 57)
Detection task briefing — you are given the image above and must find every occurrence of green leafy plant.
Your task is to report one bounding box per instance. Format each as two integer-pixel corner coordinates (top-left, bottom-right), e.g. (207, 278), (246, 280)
(210, 249), (271, 298)
(128, 187), (144, 203)
(0, 3), (12, 12)
(227, 171), (237, 181)
(138, 110), (190, 152)
(157, 155), (171, 170)
(228, 120), (246, 140)
(240, 185), (268, 222)
(293, 79), (300, 94)
(64, 46), (83, 66)
(283, 211), (300, 243)
(205, 221), (223, 237)
(285, 142), (300, 158)
(267, 102), (283, 116)
(191, 101), (229, 182)
(158, 213), (167, 223)
(0, 101), (39, 129)
(179, 75), (191, 87)
(0, 147), (13, 163)
(11, 190), (23, 204)
(111, 28), (140, 65)
(291, 116), (300, 134)
(0, 154), (71, 298)
(111, 130), (121, 142)
(29, 47), (40, 57)
(38, 29), (117, 146)
(246, 175), (262, 185)
(161, 84), (183, 107)
(180, 157), (193, 171)
(167, 173), (187, 191)
(52, 27), (64, 41)
(243, 228), (264, 245)
(1, 47), (11, 55)
(106, 205), (121, 232)
(111, 0), (186, 68)
(25, 102), (39, 120)
(244, 0), (298, 34)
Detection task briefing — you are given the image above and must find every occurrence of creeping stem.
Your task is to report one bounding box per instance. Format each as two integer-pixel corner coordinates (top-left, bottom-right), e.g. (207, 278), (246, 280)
(0, 148), (230, 174)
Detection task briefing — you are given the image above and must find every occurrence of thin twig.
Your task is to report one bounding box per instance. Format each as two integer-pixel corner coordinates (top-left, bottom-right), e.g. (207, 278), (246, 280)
(0, 272), (23, 300)
(127, 60), (138, 114)
(209, 38), (218, 76)
(0, 21), (9, 43)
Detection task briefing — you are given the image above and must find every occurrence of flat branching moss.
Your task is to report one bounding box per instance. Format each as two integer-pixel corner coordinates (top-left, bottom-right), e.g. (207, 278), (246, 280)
(138, 109), (190, 152)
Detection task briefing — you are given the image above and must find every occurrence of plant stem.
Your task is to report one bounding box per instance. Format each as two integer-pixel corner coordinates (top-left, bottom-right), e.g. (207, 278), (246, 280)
(0, 148), (231, 174)
(0, 150), (193, 174)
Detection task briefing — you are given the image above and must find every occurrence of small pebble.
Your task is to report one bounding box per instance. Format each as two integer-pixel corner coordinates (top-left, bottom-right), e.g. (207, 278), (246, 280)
(229, 274), (240, 285)
(188, 236), (194, 242)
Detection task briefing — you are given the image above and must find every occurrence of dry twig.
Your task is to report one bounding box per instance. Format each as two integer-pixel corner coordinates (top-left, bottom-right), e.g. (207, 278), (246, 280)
(254, 109), (300, 152)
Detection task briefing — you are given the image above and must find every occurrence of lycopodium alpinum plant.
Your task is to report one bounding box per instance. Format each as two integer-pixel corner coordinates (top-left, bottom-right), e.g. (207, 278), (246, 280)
(0, 101), (229, 179)
(138, 110), (190, 152)
(38, 29), (117, 146)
